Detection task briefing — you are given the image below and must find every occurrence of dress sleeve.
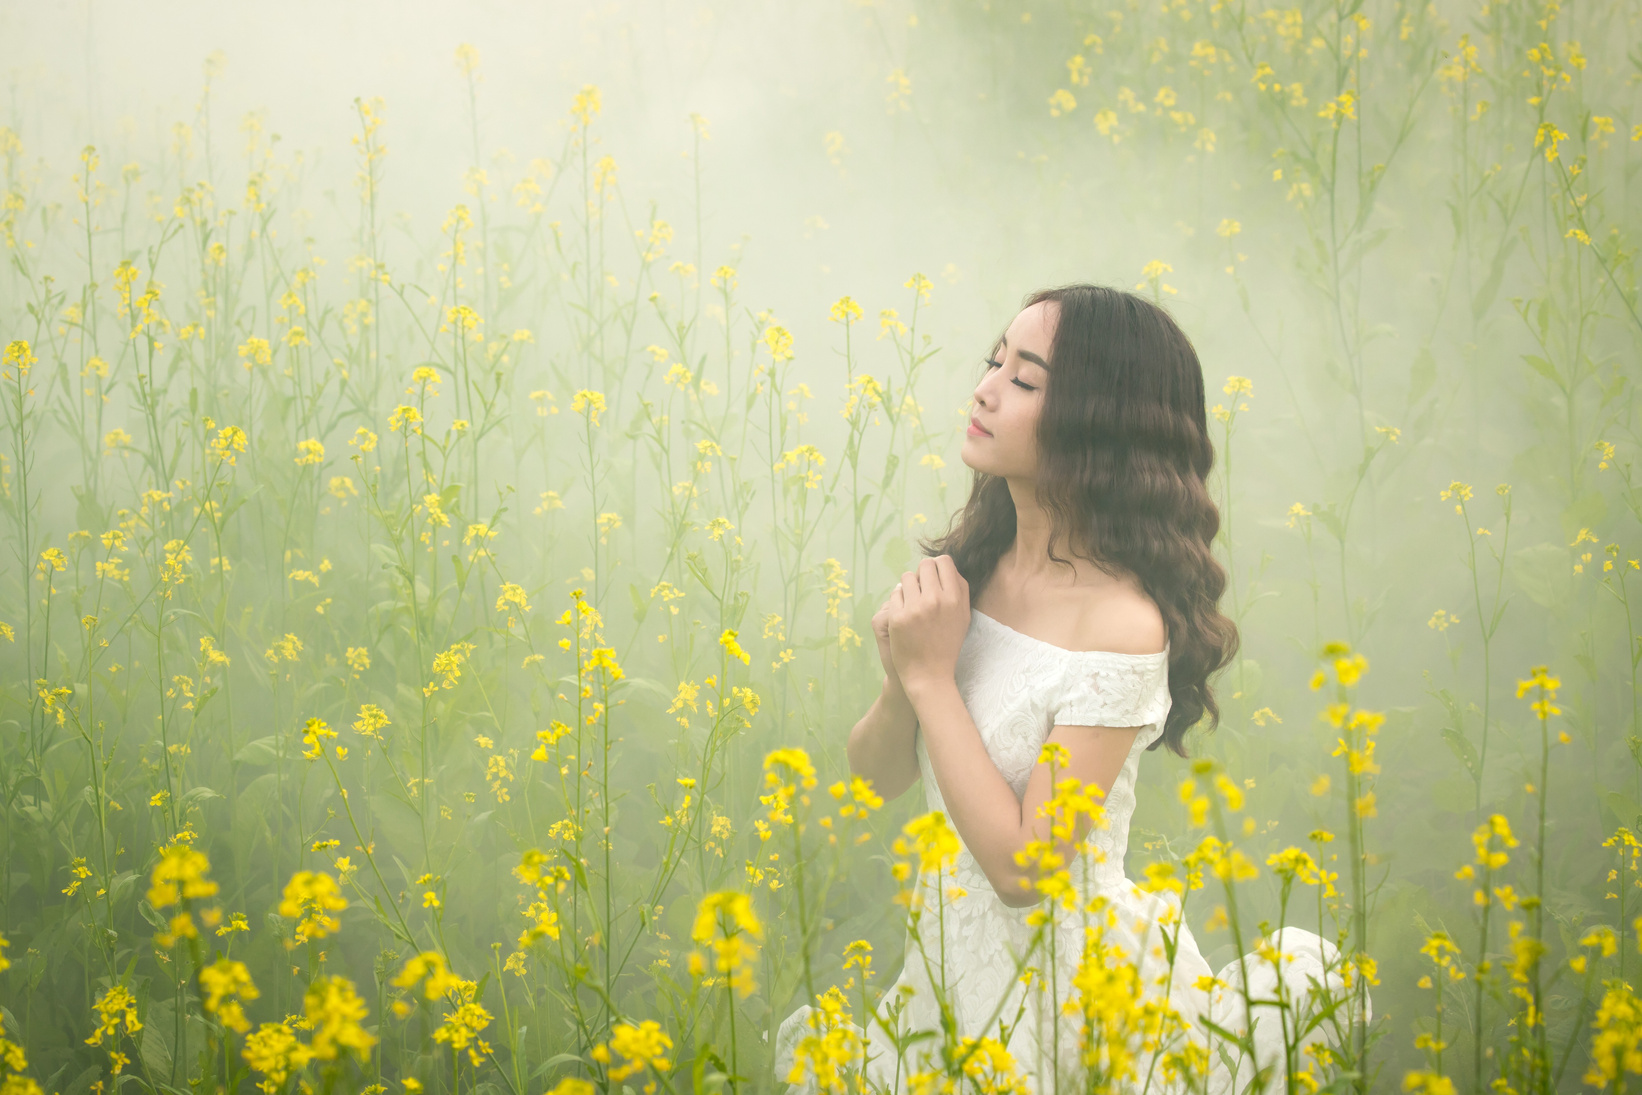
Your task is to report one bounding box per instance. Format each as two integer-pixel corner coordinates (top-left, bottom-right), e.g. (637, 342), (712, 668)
(1049, 659), (1172, 738)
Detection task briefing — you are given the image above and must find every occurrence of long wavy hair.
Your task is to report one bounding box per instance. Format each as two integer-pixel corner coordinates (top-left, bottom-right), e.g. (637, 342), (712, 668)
(919, 284), (1237, 756)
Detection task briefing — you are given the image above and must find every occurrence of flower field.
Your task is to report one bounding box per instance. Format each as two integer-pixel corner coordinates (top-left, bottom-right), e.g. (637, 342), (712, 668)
(1, 2), (1641, 1092)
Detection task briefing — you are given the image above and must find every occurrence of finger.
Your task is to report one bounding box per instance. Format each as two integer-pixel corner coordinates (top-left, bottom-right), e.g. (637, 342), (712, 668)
(918, 556), (941, 594)
(934, 555), (962, 595)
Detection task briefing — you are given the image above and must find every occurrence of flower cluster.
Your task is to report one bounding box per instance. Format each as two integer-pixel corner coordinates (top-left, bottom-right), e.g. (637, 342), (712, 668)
(688, 890), (763, 997)
(277, 869), (347, 944)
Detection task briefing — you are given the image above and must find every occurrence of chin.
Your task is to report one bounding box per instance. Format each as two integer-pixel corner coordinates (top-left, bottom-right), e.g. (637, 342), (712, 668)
(960, 442), (1003, 476)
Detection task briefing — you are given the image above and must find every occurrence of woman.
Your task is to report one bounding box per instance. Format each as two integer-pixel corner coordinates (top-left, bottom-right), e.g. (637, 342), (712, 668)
(775, 285), (1365, 1093)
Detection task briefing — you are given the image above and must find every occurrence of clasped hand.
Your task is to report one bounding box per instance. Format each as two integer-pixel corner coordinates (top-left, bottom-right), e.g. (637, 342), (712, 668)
(871, 554), (971, 698)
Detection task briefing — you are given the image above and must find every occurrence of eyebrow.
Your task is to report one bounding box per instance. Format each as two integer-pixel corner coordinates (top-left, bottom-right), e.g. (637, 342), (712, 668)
(998, 334), (1050, 370)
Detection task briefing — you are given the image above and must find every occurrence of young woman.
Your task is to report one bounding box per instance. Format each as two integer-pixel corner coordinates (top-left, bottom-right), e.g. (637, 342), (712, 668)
(776, 285), (1365, 1093)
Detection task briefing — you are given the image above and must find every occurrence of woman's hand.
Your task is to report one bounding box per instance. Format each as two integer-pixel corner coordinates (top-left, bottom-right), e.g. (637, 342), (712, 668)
(871, 597), (900, 685)
(887, 555), (971, 699)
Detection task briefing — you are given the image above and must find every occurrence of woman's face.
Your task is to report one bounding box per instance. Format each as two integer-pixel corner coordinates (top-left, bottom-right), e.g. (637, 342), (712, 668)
(961, 299), (1057, 480)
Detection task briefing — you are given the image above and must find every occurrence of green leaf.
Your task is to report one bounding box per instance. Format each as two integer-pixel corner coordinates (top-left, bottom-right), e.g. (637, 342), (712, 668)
(1605, 791), (1642, 832)
(139, 1000), (175, 1081)
(530, 1053), (588, 1080)
(1441, 727), (1479, 780)
(234, 736), (281, 767)
(1510, 543), (1567, 609)
(684, 551), (713, 591)
(1562, 492), (1609, 543)
(1472, 236), (1516, 321)
(1313, 506), (1346, 542)
(1522, 354), (1562, 388)
(178, 786), (224, 807)
(190, 685), (220, 717)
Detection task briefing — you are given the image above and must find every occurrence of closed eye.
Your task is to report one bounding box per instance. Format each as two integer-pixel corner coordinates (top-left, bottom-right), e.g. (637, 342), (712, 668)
(987, 357), (1037, 392)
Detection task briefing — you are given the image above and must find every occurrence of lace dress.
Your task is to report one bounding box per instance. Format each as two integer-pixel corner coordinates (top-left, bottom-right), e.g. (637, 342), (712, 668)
(775, 609), (1365, 1094)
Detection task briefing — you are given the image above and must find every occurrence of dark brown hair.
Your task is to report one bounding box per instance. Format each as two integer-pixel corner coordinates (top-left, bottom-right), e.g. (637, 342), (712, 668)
(919, 283), (1238, 756)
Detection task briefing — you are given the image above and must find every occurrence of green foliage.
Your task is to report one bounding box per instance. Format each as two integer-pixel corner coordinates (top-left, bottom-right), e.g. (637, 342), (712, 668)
(0, 0), (1640, 1091)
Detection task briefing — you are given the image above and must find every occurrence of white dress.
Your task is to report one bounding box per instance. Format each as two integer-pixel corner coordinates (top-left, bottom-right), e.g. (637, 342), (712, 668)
(776, 609), (1367, 1093)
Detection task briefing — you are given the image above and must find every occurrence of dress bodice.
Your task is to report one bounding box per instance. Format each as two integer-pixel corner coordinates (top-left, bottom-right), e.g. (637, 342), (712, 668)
(914, 608), (1173, 886)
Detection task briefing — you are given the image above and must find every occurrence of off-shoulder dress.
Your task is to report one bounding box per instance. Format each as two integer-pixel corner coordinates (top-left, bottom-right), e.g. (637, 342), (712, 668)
(775, 608), (1365, 1094)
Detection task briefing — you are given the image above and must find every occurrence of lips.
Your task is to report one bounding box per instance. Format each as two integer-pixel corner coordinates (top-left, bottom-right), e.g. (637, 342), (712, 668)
(970, 417), (993, 436)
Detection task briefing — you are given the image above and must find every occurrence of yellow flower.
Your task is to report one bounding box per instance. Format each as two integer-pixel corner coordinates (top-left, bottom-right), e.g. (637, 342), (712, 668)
(1317, 89), (1357, 124)
(1136, 258), (1177, 295)
(495, 582), (530, 619)
(393, 951), (464, 1001)
(2, 339), (37, 376)
(1516, 664), (1562, 720)
(885, 68), (912, 112)
(893, 811), (961, 878)
(1472, 814), (1519, 870)
(300, 717), (337, 759)
(199, 958), (259, 1034)
(689, 892), (763, 996)
(84, 984), (143, 1046)
(763, 324), (795, 362)
(878, 308), (908, 340)
(571, 389), (606, 425)
(570, 84), (601, 127)
(1534, 121), (1568, 163)
(387, 405), (422, 434)
(829, 296), (862, 324)
(209, 425), (248, 466)
(719, 628), (751, 666)
(1584, 982), (1642, 1087)
(242, 1020), (306, 1093)
(147, 843), (217, 908)
(302, 976), (377, 1062)
(237, 337), (271, 368)
(592, 1020), (673, 1082)
(277, 869), (347, 944)
(443, 304), (482, 333)
(1333, 652), (1368, 686)
(1267, 846), (1323, 885)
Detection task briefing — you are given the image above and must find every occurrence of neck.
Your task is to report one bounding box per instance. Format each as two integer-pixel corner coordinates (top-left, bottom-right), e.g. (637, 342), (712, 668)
(999, 476), (1073, 585)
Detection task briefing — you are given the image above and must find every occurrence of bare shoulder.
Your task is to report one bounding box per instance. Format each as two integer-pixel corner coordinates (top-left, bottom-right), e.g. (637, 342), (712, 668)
(1071, 584), (1167, 656)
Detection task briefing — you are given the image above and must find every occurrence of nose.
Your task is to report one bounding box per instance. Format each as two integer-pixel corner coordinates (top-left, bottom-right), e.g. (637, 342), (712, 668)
(972, 373), (993, 409)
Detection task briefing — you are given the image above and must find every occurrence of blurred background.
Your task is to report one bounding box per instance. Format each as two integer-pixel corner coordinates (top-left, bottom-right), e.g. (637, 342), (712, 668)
(1, 0), (1639, 1091)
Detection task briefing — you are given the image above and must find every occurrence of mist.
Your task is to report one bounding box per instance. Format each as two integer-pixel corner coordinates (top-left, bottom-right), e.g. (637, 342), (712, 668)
(2, 0), (1639, 1092)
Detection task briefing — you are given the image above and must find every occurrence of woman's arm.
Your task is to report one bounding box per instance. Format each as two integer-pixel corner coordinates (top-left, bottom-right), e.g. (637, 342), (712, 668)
(847, 674), (921, 802)
(902, 676), (1139, 908)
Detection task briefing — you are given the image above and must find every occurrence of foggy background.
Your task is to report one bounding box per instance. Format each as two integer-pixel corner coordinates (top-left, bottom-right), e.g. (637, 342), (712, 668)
(3, 0), (1640, 1088)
